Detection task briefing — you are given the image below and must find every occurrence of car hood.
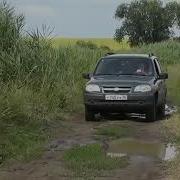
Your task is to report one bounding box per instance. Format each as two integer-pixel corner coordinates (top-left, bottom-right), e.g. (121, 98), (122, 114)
(89, 75), (155, 87)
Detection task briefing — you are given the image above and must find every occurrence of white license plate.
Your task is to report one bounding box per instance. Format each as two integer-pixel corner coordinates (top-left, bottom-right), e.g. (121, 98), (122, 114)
(105, 95), (128, 101)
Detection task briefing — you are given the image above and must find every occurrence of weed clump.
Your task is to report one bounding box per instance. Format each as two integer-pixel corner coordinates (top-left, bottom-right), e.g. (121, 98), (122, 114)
(64, 144), (129, 176)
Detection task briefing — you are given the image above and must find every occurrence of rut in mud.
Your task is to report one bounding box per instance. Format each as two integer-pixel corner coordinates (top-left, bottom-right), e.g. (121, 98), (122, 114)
(0, 109), (176, 180)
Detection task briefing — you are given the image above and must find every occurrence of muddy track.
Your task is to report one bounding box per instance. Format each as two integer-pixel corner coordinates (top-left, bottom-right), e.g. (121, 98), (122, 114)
(0, 113), (169, 180)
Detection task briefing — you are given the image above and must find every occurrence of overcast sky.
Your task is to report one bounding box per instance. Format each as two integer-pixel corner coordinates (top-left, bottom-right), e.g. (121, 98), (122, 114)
(7, 0), (131, 38)
(8, 0), (179, 38)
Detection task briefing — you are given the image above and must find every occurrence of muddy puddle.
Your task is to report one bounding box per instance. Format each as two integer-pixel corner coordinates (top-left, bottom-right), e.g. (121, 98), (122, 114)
(130, 104), (177, 119)
(107, 138), (176, 161)
(101, 104), (177, 121)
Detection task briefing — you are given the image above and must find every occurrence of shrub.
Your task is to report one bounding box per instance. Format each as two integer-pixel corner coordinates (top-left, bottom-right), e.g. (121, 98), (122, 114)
(64, 144), (129, 176)
(100, 45), (111, 51)
(0, 1), (24, 52)
(76, 40), (98, 50)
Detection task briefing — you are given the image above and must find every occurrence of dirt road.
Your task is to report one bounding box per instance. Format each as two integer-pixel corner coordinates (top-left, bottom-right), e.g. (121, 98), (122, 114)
(0, 113), (171, 180)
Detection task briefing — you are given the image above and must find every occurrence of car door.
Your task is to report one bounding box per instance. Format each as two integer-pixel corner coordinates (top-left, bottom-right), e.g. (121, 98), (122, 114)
(153, 59), (166, 105)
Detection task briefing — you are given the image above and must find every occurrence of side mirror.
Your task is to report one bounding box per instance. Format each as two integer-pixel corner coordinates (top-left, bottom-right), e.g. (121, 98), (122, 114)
(82, 73), (93, 80)
(159, 73), (168, 80)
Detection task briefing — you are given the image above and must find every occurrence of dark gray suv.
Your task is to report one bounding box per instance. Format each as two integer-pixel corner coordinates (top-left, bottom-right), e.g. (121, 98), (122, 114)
(83, 54), (168, 121)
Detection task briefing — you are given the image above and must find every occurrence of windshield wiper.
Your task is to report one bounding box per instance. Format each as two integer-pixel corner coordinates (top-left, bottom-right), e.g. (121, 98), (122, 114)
(95, 73), (149, 76)
(118, 74), (149, 76)
(117, 74), (134, 76)
(95, 74), (116, 76)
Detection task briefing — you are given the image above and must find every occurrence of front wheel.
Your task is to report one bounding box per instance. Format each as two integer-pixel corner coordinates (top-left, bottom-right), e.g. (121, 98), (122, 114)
(85, 106), (96, 121)
(146, 98), (157, 122)
(158, 103), (166, 119)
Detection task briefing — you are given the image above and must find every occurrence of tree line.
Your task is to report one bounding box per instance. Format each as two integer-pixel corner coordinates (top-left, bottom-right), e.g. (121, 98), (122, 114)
(115, 0), (180, 46)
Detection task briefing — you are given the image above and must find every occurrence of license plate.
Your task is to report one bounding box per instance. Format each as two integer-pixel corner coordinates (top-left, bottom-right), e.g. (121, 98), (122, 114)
(105, 95), (128, 101)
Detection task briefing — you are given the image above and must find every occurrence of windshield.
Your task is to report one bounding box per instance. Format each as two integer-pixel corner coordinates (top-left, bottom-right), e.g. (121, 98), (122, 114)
(94, 58), (154, 76)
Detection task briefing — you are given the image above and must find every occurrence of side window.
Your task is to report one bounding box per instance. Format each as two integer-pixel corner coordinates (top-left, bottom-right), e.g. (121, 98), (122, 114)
(155, 59), (162, 73)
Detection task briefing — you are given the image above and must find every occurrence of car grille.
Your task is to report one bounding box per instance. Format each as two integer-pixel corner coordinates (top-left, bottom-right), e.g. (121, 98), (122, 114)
(102, 86), (131, 94)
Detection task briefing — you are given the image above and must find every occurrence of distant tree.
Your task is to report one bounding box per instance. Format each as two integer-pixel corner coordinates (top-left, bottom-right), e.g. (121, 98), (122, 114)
(175, 3), (180, 26)
(114, 0), (180, 46)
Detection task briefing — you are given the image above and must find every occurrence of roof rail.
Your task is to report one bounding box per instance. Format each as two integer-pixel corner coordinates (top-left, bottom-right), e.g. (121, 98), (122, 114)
(105, 52), (115, 56)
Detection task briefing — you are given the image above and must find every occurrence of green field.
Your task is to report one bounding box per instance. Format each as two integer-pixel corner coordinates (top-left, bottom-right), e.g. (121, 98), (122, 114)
(52, 37), (130, 51)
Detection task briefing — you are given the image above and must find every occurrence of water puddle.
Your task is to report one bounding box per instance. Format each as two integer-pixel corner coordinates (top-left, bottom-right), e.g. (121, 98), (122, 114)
(165, 105), (177, 116)
(107, 138), (177, 161)
(163, 144), (177, 161)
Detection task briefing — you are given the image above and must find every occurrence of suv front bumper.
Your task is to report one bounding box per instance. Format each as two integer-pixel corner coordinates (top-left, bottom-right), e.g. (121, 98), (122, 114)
(84, 92), (154, 113)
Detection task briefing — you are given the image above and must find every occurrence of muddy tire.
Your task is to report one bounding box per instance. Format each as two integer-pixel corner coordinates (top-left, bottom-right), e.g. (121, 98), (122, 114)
(158, 103), (166, 119)
(85, 106), (96, 121)
(146, 98), (157, 122)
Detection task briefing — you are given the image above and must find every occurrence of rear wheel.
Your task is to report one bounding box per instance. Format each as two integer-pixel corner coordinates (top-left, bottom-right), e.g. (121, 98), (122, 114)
(85, 106), (96, 121)
(146, 98), (157, 121)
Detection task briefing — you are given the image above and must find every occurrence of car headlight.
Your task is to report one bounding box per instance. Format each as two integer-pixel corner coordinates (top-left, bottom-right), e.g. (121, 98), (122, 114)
(134, 85), (152, 92)
(86, 84), (101, 92)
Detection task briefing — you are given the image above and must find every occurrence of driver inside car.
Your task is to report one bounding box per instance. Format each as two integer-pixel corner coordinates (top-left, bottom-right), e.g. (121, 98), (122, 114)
(135, 63), (149, 75)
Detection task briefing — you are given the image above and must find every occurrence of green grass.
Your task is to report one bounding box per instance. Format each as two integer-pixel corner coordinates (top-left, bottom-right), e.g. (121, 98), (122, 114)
(96, 125), (134, 139)
(52, 37), (130, 51)
(0, 44), (105, 164)
(63, 144), (129, 177)
(0, 124), (45, 164)
(167, 65), (180, 106)
(163, 115), (180, 180)
(0, 86), (50, 165)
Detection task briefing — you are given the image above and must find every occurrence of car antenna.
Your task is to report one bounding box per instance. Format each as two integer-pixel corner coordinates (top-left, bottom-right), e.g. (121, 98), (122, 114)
(149, 53), (154, 57)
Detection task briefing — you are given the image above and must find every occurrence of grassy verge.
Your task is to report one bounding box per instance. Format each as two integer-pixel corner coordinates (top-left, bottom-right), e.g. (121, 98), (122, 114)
(0, 1), (106, 164)
(0, 123), (45, 164)
(95, 125), (134, 139)
(63, 144), (129, 177)
(161, 64), (180, 180)
(167, 65), (180, 106)
(163, 115), (180, 180)
(161, 62), (180, 180)
(0, 45), (105, 164)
